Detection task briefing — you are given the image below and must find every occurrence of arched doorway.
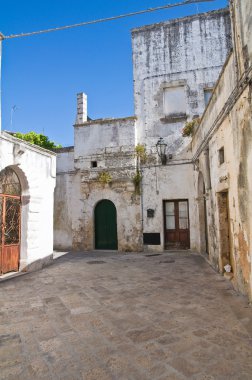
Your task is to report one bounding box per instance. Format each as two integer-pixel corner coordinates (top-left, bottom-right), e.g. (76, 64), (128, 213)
(95, 200), (118, 250)
(0, 167), (21, 274)
(198, 172), (208, 254)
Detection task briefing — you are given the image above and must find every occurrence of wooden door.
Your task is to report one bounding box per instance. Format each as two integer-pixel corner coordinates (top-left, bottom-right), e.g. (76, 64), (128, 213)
(0, 195), (21, 274)
(217, 192), (231, 270)
(95, 200), (118, 250)
(164, 200), (190, 249)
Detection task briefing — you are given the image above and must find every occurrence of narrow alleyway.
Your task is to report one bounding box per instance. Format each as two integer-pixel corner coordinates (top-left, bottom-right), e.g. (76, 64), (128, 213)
(0, 251), (251, 379)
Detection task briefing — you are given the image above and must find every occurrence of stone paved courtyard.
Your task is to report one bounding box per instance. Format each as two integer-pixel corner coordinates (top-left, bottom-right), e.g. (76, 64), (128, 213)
(0, 251), (252, 380)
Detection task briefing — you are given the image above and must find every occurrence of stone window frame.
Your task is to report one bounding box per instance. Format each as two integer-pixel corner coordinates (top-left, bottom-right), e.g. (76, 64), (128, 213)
(159, 80), (189, 123)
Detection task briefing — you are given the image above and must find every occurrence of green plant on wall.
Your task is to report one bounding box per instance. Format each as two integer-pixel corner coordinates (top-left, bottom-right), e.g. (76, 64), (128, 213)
(132, 144), (147, 194)
(98, 171), (112, 184)
(133, 170), (142, 195)
(182, 117), (201, 137)
(135, 143), (147, 166)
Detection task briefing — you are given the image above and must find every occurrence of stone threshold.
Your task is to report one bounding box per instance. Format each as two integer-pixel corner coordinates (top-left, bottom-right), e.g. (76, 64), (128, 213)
(0, 270), (27, 282)
(0, 253), (56, 283)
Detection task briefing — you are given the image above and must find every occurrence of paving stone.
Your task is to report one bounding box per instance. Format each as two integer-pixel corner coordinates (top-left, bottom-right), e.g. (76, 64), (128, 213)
(0, 250), (251, 379)
(169, 357), (199, 377)
(25, 357), (51, 378)
(81, 367), (113, 380)
(0, 364), (24, 380)
(126, 327), (165, 343)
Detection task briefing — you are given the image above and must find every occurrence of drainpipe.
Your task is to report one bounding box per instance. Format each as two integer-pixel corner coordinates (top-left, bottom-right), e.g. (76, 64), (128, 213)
(140, 167), (144, 248)
(230, 0), (240, 82)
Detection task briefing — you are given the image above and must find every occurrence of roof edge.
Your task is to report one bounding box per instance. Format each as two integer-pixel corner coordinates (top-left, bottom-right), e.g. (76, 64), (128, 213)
(74, 115), (137, 127)
(131, 7), (229, 34)
(1, 131), (57, 156)
(52, 146), (74, 153)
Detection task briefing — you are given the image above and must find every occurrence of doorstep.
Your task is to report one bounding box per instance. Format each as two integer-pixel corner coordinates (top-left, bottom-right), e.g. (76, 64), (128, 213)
(0, 270), (26, 282)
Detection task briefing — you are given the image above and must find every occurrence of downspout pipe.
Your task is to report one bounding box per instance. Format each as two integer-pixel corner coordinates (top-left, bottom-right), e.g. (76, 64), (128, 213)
(140, 167), (144, 248)
(229, 0), (240, 82)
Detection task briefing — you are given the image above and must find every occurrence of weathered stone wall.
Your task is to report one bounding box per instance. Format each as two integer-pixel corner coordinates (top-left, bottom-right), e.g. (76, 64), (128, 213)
(54, 170), (142, 252)
(79, 180), (141, 252)
(0, 132), (56, 270)
(132, 8), (232, 152)
(231, 0), (252, 75)
(74, 117), (136, 166)
(192, 0), (252, 299)
(54, 117), (142, 252)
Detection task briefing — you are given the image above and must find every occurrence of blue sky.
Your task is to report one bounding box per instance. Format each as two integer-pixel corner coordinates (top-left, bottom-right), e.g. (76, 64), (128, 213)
(0, 0), (228, 146)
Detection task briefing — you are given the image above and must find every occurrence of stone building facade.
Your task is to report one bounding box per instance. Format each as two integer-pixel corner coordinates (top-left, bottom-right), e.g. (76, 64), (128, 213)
(0, 132), (56, 274)
(54, 8), (231, 253)
(132, 8), (231, 251)
(192, 0), (252, 299)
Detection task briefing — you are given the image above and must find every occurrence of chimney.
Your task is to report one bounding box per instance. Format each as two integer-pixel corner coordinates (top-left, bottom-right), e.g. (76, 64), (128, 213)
(75, 92), (87, 124)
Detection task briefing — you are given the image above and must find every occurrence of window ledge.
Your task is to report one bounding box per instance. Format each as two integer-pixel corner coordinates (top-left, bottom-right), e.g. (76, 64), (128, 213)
(160, 113), (188, 123)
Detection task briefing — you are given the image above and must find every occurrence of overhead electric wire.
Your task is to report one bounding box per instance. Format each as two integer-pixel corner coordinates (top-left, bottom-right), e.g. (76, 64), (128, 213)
(2, 0), (214, 40)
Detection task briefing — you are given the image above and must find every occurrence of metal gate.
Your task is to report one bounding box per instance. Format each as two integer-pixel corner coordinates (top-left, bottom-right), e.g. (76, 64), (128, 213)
(0, 194), (21, 274)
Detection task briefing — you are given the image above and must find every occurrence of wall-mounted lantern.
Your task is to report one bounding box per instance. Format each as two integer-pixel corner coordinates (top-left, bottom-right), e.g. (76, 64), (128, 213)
(156, 137), (167, 165)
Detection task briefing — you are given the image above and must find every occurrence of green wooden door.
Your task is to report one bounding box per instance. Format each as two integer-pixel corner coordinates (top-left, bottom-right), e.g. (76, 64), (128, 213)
(95, 200), (118, 250)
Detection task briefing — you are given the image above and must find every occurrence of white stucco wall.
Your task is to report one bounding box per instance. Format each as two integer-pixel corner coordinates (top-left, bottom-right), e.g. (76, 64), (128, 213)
(74, 117), (136, 163)
(142, 163), (197, 251)
(56, 149), (74, 173)
(132, 9), (232, 151)
(0, 132), (56, 270)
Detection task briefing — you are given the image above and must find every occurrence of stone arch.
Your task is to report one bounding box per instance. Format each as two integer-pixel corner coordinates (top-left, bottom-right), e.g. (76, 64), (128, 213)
(198, 171), (208, 254)
(0, 165), (30, 271)
(94, 199), (118, 250)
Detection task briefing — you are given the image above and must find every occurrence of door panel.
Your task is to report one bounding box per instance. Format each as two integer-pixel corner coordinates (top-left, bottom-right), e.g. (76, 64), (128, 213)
(178, 201), (189, 229)
(0, 195), (21, 274)
(95, 200), (118, 250)
(165, 202), (176, 229)
(2, 246), (19, 273)
(164, 200), (190, 249)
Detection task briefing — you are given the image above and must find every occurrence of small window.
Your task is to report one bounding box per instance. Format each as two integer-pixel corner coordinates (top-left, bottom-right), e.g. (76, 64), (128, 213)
(91, 161), (97, 168)
(204, 89), (213, 106)
(219, 147), (224, 165)
(163, 86), (186, 116)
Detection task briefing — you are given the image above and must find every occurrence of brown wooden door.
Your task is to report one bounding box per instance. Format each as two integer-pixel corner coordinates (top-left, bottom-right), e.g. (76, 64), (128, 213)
(164, 200), (190, 249)
(0, 195), (21, 274)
